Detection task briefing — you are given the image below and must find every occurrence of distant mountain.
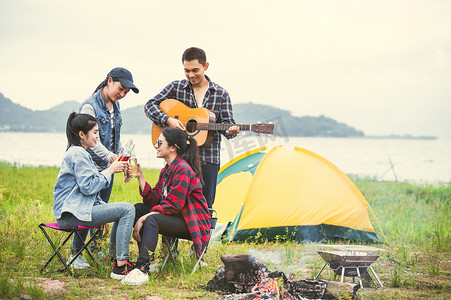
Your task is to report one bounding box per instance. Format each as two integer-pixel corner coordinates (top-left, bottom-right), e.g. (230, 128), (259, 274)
(231, 102), (364, 137)
(0, 93), (68, 132)
(48, 101), (81, 113)
(0, 93), (364, 137)
(121, 105), (155, 134)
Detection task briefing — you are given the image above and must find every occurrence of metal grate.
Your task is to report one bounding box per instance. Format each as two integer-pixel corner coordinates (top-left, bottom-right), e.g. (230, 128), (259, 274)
(314, 245), (385, 289)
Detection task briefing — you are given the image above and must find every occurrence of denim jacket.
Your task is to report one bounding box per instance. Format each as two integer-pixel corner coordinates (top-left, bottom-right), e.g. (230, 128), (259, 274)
(80, 90), (122, 170)
(53, 145), (112, 222)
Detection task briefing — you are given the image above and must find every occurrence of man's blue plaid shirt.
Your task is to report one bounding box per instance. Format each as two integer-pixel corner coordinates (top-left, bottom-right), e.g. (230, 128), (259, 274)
(144, 76), (236, 165)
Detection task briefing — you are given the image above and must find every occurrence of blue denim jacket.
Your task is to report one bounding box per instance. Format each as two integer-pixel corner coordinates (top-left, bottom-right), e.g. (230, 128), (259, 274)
(53, 146), (112, 222)
(80, 90), (122, 170)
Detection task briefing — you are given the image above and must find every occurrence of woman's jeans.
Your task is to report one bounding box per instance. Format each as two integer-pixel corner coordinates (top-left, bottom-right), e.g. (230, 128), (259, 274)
(58, 201), (134, 261)
(72, 176), (114, 253)
(134, 203), (190, 267)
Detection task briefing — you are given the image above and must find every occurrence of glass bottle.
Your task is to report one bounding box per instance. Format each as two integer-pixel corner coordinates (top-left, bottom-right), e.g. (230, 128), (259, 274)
(129, 149), (139, 178)
(119, 139), (135, 161)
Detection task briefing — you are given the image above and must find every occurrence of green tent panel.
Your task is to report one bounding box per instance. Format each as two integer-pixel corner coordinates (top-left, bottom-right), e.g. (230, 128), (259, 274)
(214, 145), (379, 243)
(224, 224), (379, 243)
(217, 146), (268, 184)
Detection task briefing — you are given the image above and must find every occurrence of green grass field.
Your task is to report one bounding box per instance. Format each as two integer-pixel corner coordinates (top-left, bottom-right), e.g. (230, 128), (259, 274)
(0, 162), (449, 299)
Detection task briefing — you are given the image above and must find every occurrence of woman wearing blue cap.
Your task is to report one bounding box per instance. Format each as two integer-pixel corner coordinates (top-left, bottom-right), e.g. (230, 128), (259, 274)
(68, 67), (139, 270)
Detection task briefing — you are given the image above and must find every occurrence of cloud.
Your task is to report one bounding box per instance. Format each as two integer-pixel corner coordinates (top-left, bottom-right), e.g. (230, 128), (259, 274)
(0, 0), (450, 137)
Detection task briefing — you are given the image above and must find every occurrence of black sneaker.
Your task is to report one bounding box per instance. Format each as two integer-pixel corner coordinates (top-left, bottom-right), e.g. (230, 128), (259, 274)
(110, 260), (134, 280)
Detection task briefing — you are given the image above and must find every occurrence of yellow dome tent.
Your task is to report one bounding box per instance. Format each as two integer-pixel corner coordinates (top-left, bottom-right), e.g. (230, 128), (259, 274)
(213, 145), (379, 243)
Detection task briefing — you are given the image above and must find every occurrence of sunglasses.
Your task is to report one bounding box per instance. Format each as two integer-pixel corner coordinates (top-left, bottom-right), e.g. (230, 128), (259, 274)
(155, 139), (181, 149)
(155, 139), (165, 148)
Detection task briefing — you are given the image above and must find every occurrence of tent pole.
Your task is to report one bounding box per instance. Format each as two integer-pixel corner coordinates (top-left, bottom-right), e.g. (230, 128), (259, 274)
(369, 205), (389, 245)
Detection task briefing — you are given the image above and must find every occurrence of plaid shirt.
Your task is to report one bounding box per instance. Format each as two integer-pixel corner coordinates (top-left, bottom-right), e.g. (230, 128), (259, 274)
(144, 75), (236, 165)
(139, 156), (211, 254)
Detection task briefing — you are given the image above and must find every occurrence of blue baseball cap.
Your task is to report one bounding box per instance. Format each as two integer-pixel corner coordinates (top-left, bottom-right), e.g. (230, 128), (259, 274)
(107, 67), (139, 93)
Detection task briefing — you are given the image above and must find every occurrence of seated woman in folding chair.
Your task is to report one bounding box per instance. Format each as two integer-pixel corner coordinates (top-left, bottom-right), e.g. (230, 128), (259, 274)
(53, 112), (135, 280)
(122, 127), (211, 286)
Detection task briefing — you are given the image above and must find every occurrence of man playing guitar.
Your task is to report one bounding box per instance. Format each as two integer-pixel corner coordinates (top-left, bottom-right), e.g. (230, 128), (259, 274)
(144, 47), (239, 208)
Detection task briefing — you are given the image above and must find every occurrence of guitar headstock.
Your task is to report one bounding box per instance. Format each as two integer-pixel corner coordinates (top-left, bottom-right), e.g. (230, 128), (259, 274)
(250, 123), (274, 134)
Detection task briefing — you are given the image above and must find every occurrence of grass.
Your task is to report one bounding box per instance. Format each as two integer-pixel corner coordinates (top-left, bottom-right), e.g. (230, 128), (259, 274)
(0, 162), (450, 299)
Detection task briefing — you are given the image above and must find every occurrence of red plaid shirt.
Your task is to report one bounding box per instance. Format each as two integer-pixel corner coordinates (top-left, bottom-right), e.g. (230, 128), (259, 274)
(139, 156), (211, 254)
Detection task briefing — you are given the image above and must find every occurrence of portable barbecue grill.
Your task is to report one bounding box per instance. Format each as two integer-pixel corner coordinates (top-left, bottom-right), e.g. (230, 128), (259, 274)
(314, 245), (384, 289)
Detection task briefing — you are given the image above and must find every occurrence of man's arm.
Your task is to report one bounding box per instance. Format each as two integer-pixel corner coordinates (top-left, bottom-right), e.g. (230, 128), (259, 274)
(143, 83), (175, 127)
(144, 81), (185, 129)
(219, 92), (239, 139)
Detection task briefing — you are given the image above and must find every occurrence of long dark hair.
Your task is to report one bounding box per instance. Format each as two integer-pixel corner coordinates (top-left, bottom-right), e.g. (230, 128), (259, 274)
(162, 127), (204, 185)
(66, 112), (98, 150)
(93, 77), (120, 94)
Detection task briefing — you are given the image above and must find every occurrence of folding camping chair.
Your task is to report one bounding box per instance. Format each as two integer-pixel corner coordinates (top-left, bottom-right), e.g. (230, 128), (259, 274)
(161, 208), (218, 274)
(38, 222), (101, 277)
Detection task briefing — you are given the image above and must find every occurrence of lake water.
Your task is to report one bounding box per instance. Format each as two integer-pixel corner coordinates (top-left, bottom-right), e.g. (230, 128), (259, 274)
(0, 132), (450, 184)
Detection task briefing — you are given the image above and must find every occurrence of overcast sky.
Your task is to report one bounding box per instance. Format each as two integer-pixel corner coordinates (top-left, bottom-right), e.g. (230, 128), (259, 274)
(1, 0), (450, 138)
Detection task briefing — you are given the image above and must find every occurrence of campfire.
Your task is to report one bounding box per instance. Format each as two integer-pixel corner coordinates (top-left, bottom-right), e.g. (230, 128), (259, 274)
(207, 254), (360, 299)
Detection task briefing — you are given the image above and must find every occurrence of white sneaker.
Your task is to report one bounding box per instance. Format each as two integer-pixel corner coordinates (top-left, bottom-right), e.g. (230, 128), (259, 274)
(148, 261), (159, 273)
(67, 254), (90, 269)
(199, 260), (208, 267)
(121, 269), (149, 286)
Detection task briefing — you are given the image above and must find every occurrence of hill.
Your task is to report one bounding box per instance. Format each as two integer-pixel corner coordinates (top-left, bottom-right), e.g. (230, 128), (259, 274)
(231, 103), (364, 137)
(48, 100), (81, 113)
(0, 93), (364, 137)
(0, 93), (68, 132)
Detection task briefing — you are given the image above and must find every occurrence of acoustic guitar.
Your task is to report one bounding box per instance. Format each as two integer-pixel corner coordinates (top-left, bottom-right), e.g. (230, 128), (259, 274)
(151, 99), (275, 147)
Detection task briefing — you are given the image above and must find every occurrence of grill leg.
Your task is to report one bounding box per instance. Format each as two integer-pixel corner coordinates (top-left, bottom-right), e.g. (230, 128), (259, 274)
(341, 267), (345, 283)
(369, 266), (384, 289)
(356, 267), (363, 289)
(314, 263), (328, 280)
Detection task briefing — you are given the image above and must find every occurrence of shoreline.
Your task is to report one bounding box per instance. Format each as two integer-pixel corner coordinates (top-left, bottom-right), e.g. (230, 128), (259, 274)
(1, 162), (448, 186)
(0, 130), (440, 140)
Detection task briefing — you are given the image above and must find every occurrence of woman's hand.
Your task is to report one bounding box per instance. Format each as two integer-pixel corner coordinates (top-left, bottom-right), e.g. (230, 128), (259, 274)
(132, 212), (160, 242)
(126, 162), (141, 177)
(101, 223), (110, 238)
(132, 217), (145, 242)
(136, 163), (147, 191)
(107, 157), (127, 174)
(124, 161), (131, 183)
(109, 154), (119, 164)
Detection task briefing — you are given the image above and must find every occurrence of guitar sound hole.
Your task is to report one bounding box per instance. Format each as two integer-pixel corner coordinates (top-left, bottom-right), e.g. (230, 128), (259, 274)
(186, 120), (198, 133)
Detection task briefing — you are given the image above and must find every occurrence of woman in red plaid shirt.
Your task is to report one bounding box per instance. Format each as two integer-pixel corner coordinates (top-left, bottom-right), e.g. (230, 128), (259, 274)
(122, 127), (211, 286)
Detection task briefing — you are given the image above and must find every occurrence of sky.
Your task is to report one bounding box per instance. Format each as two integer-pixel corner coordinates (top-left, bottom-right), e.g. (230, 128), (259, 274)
(1, 0), (450, 138)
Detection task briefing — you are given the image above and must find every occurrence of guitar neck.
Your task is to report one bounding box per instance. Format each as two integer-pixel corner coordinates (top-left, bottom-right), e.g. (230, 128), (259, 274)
(196, 123), (251, 131)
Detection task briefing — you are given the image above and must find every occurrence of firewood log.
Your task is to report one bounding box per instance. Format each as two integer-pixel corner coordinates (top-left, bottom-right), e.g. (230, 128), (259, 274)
(322, 280), (359, 299)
